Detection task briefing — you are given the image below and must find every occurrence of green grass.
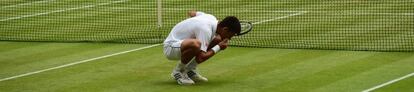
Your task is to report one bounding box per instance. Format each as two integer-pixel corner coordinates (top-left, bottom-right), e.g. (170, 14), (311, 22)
(0, 42), (413, 92)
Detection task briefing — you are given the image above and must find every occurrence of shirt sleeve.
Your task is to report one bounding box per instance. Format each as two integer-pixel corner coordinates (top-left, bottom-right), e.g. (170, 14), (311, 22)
(195, 11), (205, 16)
(194, 26), (212, 52)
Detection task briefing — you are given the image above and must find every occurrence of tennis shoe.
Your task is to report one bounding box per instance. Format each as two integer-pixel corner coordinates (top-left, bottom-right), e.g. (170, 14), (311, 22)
(171, 70), (195, 85)
(187, 69), (208, 82)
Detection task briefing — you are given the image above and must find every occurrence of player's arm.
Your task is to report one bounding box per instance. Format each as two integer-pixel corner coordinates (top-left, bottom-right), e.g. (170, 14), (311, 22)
(196, 39), (228, 63)
(188, 10), (205, 17)
(193, 23), (224, 63)
(208, 34), (222, 49)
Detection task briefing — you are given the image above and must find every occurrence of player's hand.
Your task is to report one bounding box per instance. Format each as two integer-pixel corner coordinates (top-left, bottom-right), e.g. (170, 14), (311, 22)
(188, 10), (197, 17)
(218, 39), (229, 50)
(208, 34), (222, 49)
(212, 35), (222, 44)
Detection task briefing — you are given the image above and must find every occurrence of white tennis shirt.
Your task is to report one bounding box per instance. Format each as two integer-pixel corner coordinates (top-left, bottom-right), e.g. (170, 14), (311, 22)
(163, 12), (218, 52)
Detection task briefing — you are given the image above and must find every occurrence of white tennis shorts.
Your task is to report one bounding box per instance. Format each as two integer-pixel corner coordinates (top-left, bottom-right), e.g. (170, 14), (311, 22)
(163, 40), (183, 60)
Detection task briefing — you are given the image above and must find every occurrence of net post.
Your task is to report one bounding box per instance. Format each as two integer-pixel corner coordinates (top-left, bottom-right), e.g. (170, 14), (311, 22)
(157, 0), (163, 42)
(157, 0), (162, 28)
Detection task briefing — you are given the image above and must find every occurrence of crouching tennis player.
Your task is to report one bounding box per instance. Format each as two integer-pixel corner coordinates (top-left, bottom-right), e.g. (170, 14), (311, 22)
(163, 11), (241, 85)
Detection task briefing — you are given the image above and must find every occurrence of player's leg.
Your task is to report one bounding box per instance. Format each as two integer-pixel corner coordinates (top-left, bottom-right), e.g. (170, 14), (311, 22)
(180, 39), (201, 64)
(187, 60), (208, 82)
(164, 40), (196, 85)
(174, 39), (205, 85)
(180, 39), (208, 82)
(173, 39), (205, 84)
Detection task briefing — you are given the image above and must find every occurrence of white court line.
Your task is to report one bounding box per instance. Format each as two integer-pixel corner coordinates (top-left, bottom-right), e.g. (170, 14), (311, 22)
(253, 11), (307, 25)
(241, 10), (308, 13)
(0, 44), (161, 82)
(362, 72), (414, 92)
(0, 0), (127, 22)
(1, 0), (55, 8)
(112, 7), (188, 11)
(307, 11), (414, 16)
(235, 8), (307, 13)
(353, 13), (414, 16)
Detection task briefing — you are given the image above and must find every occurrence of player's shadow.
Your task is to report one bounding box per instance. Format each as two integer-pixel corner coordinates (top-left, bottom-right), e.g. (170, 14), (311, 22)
(153, 79), (232, 86)
(154, 80), (177, 86)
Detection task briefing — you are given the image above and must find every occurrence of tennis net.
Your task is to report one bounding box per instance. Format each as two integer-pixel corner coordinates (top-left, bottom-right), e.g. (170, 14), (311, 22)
(0, 0), (413, 52)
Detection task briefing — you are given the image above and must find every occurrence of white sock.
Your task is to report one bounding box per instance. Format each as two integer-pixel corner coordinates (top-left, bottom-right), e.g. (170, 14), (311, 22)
(186, 57), (198, 70)
(174, 62), (186, 72)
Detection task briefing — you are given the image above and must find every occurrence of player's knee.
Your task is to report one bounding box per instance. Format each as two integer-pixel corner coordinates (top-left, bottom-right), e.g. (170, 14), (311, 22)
(182, 39), (201, 52)
(189, 40), (201, 50)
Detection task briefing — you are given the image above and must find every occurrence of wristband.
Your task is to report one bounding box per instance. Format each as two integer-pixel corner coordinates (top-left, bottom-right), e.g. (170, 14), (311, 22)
(212, 45), (221, 53)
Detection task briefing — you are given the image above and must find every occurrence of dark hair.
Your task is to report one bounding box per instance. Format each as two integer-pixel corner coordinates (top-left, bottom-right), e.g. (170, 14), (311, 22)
(219, 16), (241, 35)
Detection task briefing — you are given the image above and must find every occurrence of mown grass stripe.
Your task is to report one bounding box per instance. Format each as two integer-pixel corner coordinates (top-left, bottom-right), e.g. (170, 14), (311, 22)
(0, 42), (47, 52)
(206, 51), (377, 92)
(311, 54), (414, 92)
(362, 72), (414, 92)
(0, 43), (147, 78)
(261, 52), (414, 91)
(0, 44), (160, 82)
(0, 43), (81, 61)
